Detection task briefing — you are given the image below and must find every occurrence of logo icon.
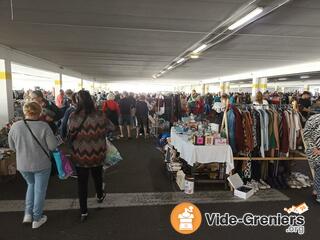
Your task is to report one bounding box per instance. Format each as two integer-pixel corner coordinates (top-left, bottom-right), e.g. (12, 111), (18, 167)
(284, 202), (309, 214)
(170, 202), (202, 234)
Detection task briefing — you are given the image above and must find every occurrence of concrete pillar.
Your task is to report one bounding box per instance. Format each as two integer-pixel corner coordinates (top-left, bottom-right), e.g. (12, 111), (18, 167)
(77, 79), (83, 91)
(304, 84), (310, 91)
(260, 77), (268, 93)
(201, 84), (206, 95)
(252, 77), (259, 97)
(205, 84), (209, 94)
(224, 82), (230, 94)
(219, 82), (225, 94)
(0, 59), (14, 127)
(54, 73), (62, 97)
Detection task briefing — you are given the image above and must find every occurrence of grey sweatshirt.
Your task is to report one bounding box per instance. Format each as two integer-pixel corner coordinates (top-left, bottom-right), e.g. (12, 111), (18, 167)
(8, 120), (58, 172)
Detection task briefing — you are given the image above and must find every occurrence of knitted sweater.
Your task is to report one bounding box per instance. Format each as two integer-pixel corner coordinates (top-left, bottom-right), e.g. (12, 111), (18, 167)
(8, 120), (58, 172)
(68, 110), (108, 167)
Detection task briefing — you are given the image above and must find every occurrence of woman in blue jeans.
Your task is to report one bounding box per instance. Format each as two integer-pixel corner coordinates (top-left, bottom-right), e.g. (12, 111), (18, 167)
(8, 101), (58, 229)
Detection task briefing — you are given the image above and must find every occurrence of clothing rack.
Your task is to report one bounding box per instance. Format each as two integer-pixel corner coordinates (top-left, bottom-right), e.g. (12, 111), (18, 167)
(234, 151), (307, 161)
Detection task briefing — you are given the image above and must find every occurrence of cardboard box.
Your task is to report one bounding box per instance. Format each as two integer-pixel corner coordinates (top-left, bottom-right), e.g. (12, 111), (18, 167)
(0, 155), (16, 176)
(205, 136), (214, 145)
(193, 136), (205, 145)
(227, 173), (254, 199)
(215, 138), (227, 145)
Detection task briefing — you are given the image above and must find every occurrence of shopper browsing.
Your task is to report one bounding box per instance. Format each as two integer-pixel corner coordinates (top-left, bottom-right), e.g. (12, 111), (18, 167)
(102, 93), (120, 141)
(299, 91), (312, 119)
(304, 113), (320, 203)
(8, 102), (58, 229)
(67, 90), (108, 222)
(31, 90), (63, 134)
(135, 95), (149, 139)
(118, 92), (133, 139)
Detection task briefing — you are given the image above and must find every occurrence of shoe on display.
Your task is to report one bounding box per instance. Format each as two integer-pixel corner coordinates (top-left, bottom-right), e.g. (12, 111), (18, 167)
(32, 215), (47, 229)
(295, 177), (310, 188)
(259, 179), (271, 189)
(292, 172), (310, 180)
(292, 180), (302, 189)
(80, 213), (88, 223)
(287, 179), (297, 189)
(22, 214), (32, 224)
(252, 180), (267, 190)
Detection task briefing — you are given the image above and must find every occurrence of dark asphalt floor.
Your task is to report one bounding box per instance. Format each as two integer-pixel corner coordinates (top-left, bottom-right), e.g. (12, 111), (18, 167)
(1, 138), (320, 240)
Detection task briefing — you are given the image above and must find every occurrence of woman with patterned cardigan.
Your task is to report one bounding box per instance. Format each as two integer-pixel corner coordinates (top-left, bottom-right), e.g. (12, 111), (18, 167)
(68, 90), (108, 222)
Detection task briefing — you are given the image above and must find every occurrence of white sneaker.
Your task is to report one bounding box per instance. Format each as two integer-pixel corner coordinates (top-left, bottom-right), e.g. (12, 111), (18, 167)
(259, 179), (271, 189)
(32, 215), (47, 229)
(22, 214), (32, 224)
(296, 177), (310, 188)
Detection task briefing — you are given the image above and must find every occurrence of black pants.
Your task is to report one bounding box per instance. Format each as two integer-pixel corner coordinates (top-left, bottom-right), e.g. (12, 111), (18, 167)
(76, 166), (103, 214)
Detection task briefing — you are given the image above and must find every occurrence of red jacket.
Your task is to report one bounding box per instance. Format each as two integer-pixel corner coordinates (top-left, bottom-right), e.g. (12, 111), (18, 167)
(102, 100), (120, 114)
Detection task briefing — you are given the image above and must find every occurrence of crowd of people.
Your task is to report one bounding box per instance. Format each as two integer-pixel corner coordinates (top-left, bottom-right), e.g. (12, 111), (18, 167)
(6, 87), (320, 228)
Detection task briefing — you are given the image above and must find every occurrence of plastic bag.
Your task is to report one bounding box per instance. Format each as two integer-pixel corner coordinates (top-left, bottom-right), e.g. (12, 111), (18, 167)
(52, 150), (74, 179)
(104, 139), (123, 167)
(52, 150), (65, 179)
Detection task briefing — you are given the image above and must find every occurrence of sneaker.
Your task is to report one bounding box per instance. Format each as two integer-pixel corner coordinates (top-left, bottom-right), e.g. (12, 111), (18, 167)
(259, 179), (271, 189)
(296, 177), (310, 188)
(252, 179), (266, 190)
(32, 215), (47, 229)
(80, 213), (88, 223)
(22, 214), (32, 224)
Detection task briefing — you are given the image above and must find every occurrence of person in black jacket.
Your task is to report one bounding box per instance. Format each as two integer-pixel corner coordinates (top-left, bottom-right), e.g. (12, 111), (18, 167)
(135, 95), (149, 139)
(31, 90), (63, 134)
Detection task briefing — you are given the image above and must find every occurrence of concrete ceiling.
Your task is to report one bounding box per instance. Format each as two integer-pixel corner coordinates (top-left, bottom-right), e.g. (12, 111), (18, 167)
(0, 0), (319, 83)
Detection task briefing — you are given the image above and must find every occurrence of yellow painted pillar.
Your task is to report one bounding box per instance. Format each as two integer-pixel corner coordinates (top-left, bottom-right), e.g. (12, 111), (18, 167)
(77, 79), (83, 91)
(252, 77), (259, 97)
(304, 84), (310, 91)
(0, 59), (14, 126)
(54, 73), (62, 97)
(224, 82), (230, 94)
(259, 77), (268, 93)
(219, 82), (225, 94)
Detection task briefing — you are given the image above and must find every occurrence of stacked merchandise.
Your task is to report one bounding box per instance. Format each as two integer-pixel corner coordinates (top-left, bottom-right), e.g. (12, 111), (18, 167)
(173, 116), (227, 146)
(164, 145), (182, 172)
(0, 118), (21, 148)
(222, 104), (309, 190)
(0, 149), (16, 178)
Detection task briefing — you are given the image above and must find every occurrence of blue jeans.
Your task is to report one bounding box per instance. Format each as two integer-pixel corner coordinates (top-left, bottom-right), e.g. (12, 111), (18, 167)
(20, 168), (51, 221)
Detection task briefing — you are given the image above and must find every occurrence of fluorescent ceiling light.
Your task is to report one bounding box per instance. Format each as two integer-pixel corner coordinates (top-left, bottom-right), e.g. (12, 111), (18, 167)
(152, 74), (157, 79)
(193, 44), (207, 54)
(300, 75), (310, 79)
(177, 58), (186, 64)
(228, 7), (263, 31)
(168, 66), (173, 70)
(278, 78), (287, 81)
(190, 54), (200, 59)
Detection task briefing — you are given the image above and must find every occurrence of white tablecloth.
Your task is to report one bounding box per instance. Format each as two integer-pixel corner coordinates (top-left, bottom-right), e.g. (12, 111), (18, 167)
(170, 129), (234, 174)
